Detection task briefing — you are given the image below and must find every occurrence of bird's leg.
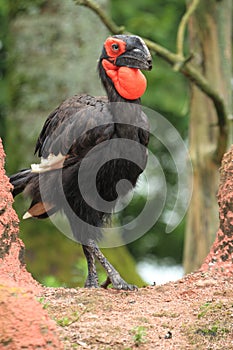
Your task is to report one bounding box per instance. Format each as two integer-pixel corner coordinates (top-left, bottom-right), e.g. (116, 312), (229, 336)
(82, 244), (99, 288)
(87, 240), (138, 291)
(100, 276), (111, 289)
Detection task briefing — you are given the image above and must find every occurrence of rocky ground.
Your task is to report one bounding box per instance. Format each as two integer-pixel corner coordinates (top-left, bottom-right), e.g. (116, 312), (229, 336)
(38, 271), (233, 350)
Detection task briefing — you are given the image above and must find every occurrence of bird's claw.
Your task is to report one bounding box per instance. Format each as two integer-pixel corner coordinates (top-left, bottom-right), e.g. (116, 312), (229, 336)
(101, 275), (138, 291)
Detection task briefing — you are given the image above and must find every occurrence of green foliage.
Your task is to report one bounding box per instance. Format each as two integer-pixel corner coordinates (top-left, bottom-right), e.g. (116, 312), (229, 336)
(0, 0), (9, 141)
(41, 275), (61, 288)
(183, 299), (232, 346)
(37, 297), (50, 309)
(195, 325), (219, 337)
(56, 317), (71, 327)
(8, 0), (48, 18)
(197, 301), (212, 319)
(131, 326), (147, 346)
(197, 301), (226, 320)
(16, 213), (88, 287)
(55, 311), (80, 327)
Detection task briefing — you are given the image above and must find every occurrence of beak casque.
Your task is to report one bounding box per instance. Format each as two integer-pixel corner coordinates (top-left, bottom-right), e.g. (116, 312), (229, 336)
(113, 35), (152, 71)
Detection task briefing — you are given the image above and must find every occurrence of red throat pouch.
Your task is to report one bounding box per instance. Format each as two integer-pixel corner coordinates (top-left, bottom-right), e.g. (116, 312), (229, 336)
(102, 59), (147, 100)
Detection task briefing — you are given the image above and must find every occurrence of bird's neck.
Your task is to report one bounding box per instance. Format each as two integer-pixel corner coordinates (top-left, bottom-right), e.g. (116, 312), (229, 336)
(98, 60), (142, 104)
(98, 60), (144, 127)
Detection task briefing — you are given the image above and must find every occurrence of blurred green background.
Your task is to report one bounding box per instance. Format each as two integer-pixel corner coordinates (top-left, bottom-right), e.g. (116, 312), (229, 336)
(0, 0), (190, 287)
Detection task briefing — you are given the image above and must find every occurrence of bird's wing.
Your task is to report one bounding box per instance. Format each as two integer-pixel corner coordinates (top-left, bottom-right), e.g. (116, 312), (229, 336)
(31, 94), (114, 173)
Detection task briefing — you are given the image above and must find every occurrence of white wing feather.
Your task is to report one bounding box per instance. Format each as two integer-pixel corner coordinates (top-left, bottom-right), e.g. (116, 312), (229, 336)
(31, 153), (65, 173)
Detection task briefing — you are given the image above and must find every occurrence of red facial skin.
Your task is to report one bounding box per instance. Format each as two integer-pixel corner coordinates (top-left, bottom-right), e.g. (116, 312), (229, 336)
(104, 37), (127, 63)
(102, 38), (147, 100)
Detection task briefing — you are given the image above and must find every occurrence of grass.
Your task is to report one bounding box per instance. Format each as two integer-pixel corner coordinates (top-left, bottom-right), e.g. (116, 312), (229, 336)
(195, 324), (230, 337)
(197, 301), (217, 319)
(37, 296), (50, 309)
(182, 300), (232, 348)
(131, 326), (147, 347)
(55, 311), (80, 327)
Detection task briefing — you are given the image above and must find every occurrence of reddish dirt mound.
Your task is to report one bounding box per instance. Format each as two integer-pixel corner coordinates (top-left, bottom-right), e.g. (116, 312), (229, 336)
(201, 145), (233, 276)
(0, 148), (37, 289)
(0, 285), (61, 349)
(0, 139), (61, 349)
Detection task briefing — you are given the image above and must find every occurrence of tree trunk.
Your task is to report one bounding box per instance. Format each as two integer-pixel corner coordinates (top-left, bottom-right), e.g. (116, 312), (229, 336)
(183, 0), (232, 273)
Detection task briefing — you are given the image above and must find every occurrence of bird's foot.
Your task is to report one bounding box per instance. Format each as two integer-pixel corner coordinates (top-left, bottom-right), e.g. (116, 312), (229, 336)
(101, 275), (138, 291)
(84, 273), (99, 288)
(84, 239), (137, 291)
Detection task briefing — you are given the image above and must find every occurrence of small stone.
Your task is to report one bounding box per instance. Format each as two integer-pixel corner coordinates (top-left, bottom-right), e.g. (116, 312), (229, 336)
(196, 279), (217, 287)
(164, 331), (172, 339)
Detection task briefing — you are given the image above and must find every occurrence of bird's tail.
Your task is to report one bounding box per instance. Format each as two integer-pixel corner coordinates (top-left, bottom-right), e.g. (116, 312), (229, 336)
(10, 168), (33, 197)
(10, 168), (58, 219)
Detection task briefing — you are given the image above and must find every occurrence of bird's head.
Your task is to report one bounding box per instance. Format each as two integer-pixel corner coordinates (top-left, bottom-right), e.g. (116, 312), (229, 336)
(99, 35), (152, 101)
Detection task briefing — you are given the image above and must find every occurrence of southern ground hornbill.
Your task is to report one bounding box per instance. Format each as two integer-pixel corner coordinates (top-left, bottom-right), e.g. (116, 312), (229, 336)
(10, 35), (152, 290)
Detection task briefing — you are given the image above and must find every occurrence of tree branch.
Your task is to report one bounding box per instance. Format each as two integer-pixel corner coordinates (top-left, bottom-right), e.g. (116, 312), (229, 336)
(176, 0), (200, 59)
(74, 0), (125, 34)
(74, 0), (228, 160)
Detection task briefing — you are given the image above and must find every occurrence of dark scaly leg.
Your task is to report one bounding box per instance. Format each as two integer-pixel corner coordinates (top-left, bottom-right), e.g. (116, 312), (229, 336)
(100, 276), (111, 289)
(82, 244), (99, 288)
(87, 239), (138, 291)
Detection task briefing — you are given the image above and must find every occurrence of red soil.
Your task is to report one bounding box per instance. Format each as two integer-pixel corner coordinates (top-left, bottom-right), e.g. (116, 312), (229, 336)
(0, 139), (61, 349)
(201, 146), (233, 276)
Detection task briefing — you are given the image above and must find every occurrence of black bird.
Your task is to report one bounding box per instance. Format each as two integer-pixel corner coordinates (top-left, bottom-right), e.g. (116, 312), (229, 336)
(10, 35), (152, 290)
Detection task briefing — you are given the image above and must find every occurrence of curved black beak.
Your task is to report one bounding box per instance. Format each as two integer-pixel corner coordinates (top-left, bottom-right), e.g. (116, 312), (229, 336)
(116, 48), (152, 71)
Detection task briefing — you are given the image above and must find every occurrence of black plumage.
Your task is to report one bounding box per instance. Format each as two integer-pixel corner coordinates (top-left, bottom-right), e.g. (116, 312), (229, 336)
(10, 35), (152, 290)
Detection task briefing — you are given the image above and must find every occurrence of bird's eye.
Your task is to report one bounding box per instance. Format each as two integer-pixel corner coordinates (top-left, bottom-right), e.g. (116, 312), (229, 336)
(111, 43), (119, 51)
